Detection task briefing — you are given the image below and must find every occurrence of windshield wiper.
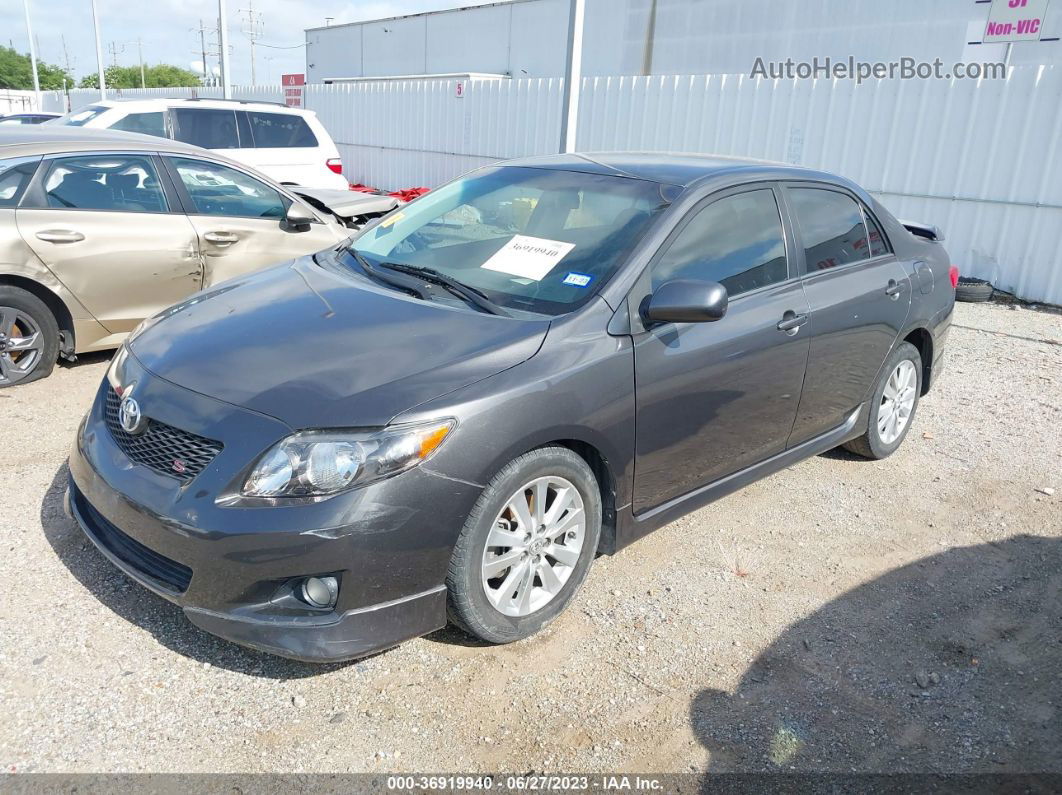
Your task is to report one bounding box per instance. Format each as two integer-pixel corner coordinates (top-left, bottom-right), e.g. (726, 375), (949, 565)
(346, 249), (427, 299)
(374, 262), (510, 317)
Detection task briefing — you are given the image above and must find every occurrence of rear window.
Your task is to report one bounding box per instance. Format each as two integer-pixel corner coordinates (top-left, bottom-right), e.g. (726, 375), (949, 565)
(172, 108), (239, 149)
(54, 105), (110, 127)
(245, 112), (317, 148)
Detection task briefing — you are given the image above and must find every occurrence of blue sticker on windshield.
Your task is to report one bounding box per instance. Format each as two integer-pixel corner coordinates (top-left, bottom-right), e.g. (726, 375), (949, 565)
(562, 272), (593, 288)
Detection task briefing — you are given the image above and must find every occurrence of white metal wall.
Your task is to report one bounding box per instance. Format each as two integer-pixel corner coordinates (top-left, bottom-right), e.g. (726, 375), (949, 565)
(1, 90), (38, 114)
(38, 67), (1062, 305)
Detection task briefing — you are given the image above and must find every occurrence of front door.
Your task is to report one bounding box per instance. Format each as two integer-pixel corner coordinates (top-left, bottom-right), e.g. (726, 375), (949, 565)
(783, 185), (912, 447)
(632, 186), (811, 514)
(164, 156), (340, 286)
(16, 152), (201, 333)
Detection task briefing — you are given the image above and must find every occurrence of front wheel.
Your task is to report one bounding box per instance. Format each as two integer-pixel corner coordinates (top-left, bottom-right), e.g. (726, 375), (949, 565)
(0, 286), (59, 388)
(843, 341), (923, 460)
(446, 446), (602, 644)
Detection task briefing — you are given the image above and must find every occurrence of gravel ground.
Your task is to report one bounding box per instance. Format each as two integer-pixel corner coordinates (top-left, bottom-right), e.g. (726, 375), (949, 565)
(1, 301), (1059, 774)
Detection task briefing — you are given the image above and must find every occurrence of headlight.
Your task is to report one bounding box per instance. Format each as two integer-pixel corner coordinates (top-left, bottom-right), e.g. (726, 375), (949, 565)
(242, 419), (456, 498)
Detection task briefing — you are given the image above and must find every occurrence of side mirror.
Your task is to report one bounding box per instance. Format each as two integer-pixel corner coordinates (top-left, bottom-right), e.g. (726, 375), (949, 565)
(283, 204), (314, 233)
(644, 279), (728, 324)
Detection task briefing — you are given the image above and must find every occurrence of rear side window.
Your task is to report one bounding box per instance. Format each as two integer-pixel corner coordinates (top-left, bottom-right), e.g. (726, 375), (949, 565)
(40, 154), (168, 213)
(172, 108), (239, 149)
(245, 112), (317, 148)
(0, 157), (40, 208)
(789, 188), (871, 273)
(111, 112), (167, 138)
(863, 207), (891, 258)
(652, 188), (788, 297)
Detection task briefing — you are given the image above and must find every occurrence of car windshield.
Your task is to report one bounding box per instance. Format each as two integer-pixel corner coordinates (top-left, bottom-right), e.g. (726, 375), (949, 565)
(346, 166), (671, 316)
(52, 105), (110, 126)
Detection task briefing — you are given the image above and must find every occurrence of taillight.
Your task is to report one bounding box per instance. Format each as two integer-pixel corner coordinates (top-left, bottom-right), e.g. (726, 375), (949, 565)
(949, 265), (960, 289)
(326, 158), (343, 175)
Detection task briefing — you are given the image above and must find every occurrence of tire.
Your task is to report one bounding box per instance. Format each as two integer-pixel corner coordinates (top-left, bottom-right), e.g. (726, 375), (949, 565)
(843, 341), (923, 460)
(446, 446), (602, 644)
(956, 277), (993, 303)
(0, 286), (59, 388)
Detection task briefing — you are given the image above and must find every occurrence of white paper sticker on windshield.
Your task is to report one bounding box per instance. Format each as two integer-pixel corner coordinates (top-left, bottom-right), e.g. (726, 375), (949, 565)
(480, 235), (576, 281)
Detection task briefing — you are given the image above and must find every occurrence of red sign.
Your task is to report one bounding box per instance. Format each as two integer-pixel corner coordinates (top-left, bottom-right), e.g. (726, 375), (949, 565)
(282, 73), (305, 107)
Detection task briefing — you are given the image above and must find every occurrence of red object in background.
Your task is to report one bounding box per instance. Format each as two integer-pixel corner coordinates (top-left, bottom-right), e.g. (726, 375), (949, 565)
(282, 73), (305, 108)
(949, 265), (960, 288)
(348, 183), (431, 202)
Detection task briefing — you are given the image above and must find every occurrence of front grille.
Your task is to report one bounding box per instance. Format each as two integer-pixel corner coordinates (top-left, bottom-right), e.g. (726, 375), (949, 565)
(104, 389), (222, 483)
(72, 485), (193, 594)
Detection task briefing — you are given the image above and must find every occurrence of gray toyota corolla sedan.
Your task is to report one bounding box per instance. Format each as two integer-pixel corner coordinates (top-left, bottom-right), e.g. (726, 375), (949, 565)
(66, 153), (957, 661)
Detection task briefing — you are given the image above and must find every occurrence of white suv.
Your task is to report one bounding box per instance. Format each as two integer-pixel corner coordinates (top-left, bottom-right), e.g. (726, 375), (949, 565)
(52, 98), (348, 190)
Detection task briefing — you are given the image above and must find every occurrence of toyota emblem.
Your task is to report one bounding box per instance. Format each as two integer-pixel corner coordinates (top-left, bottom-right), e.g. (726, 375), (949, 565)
(118, 395), (145, 435)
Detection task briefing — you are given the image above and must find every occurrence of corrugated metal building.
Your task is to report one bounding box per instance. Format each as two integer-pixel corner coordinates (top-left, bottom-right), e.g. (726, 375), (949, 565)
(305, 0), (1062, 82)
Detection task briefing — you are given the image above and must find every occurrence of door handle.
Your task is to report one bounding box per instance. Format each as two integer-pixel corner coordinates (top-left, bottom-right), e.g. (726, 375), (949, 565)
(777, 312), (809, 335)
(35, 229), (84, 244)
(885, 279), (903, 299)
(203, 231), (239, 245)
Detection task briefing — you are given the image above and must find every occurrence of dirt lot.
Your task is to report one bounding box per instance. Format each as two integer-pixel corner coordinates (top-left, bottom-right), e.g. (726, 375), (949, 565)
(1, 301), (1059, 774)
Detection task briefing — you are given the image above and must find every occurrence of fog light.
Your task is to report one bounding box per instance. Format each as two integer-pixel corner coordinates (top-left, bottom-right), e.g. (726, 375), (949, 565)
(299, 576), (339, 609)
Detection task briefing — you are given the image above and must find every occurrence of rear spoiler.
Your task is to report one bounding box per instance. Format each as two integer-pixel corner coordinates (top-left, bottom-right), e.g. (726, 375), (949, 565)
(899, 219), (945, 242)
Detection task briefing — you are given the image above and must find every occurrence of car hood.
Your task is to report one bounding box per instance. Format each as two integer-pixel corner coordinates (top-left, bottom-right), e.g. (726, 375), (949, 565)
(291, 187), (399, 220)
(128, 257), (550, 429)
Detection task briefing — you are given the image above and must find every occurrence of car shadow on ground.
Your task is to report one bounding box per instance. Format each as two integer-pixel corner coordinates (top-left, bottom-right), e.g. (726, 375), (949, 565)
(57, 350), (113, 371)
(690, 535), (1061, 776)
(39, 464), (386, 678)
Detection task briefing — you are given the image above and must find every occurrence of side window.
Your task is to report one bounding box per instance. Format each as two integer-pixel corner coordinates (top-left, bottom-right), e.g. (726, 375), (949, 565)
(172, 109), (239, 149)
(41, 154), (168, 213)
(170, 157), (286, 219)
(111, 112), (167, 138)
(0, 157), (41, 208)
(789, 188), (870, 273)
(652, 188), (788, 297)
(246, 112), (317, 148)
(862, 206), (891, 258)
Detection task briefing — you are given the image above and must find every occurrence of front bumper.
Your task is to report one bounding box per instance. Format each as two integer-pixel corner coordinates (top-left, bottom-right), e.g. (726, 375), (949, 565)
(66, 362), (481, 662)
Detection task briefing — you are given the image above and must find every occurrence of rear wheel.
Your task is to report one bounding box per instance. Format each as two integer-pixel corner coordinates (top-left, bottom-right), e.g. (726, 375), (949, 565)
(843, 341), (922, 460)
(446, 447), (602, 644)
(0, 286), (59, 388)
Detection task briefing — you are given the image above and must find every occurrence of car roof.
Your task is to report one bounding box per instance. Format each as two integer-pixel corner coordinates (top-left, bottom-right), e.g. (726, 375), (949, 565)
(0, 125), (237, 162)
(502, 151), (833, 188)
(82, 97), (311, 114)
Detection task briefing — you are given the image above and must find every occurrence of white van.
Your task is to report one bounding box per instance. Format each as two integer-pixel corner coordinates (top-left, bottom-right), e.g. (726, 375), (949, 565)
(52, 98), (349, 190)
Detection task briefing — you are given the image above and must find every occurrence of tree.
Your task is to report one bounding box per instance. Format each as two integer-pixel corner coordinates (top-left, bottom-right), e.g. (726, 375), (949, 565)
(79, 64), (203, 89)
(0, 47), (73, 91)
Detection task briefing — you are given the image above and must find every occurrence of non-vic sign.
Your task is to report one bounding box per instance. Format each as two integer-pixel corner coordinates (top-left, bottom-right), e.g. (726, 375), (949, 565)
(984, 0), (1053, 42)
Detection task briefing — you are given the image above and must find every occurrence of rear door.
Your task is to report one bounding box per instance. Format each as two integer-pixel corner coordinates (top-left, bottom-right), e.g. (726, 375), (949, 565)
(631, 184), (811, 514)
(162, 155), (340, 285)
(15, 152), (201, 333)
(783, 184), (912, 447)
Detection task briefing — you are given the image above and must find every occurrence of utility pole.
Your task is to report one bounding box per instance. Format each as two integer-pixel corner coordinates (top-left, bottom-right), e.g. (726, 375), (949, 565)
(91, 0), (106, 99)
(22, 0), (41, 109)
(198, 19), (209, 85)
(138, 38), (146, 88)
(218, 0), (231, 98)
(107, 41), (124, 68)
(559, 0), (586, 153)
(239, 1), (263, 86)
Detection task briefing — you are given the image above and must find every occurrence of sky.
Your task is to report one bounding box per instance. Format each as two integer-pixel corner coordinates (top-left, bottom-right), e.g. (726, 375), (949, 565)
(4, 0), (498, 85)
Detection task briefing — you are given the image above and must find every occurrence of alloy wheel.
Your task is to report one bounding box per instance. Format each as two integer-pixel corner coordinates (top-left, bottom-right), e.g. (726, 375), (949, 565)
(481, 475), (586, 617)
(0, 306), (44, 386)
(878, 359), (917, 445)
